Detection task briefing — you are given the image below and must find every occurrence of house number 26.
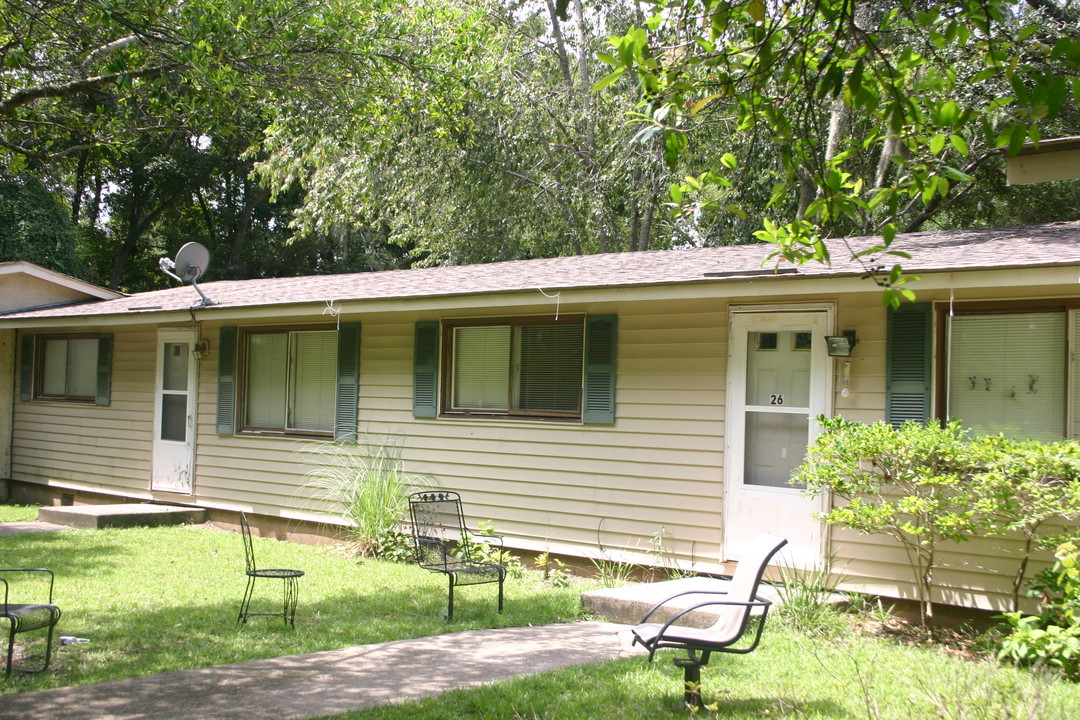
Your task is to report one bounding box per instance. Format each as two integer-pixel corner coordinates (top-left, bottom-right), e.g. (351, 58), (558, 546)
(770, 394), (784, 405)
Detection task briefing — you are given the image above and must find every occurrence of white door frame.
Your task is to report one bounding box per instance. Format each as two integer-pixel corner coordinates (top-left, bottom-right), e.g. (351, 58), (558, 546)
(151, 328), (198, 494)
(723, 305), (833, 568)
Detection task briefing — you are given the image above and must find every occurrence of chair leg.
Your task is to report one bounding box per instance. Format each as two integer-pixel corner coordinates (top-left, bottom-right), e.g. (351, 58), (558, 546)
(4, 620), (14, 679)
(283, 577), (299, 627)
(40, 620), (56, 673)
(238, 575), (256, 624)
(447, 577), (454, 620)
(497, 577), (504, 614)
(673, 649), (711, 709)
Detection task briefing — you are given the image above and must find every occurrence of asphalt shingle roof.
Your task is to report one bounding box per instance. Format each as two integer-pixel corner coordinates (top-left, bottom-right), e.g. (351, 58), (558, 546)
(4, 221), (1079, 320)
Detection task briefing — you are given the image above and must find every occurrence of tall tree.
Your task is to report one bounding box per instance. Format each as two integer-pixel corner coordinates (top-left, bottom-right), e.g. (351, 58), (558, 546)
(599, 0), (1080, 303)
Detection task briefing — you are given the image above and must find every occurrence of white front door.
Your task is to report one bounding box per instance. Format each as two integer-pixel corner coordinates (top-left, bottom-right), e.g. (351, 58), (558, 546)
(724, 309), (831, 568)
(152, 329), (198, 494)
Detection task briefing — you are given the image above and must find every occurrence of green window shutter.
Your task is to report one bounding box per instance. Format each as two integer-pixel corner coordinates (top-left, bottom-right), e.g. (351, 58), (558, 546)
(18, 333), (34, 401)
(335, 322), (361, 442)
(413, 321), (440, 418)
(886, 303), (932, 426)
(217, 326), (238, 434)
(583, 315), (618, 424)
(95, 333), (113, 406)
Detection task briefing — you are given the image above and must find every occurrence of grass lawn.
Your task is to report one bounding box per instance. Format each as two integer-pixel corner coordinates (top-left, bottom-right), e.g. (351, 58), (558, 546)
(0, 505), (588, 695)
(2, 504), (1078, 718)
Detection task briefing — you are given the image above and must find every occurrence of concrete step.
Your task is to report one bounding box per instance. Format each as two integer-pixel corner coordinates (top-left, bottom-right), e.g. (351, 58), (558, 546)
(37, 503), (207, 530)
(582, 576), (784, 627)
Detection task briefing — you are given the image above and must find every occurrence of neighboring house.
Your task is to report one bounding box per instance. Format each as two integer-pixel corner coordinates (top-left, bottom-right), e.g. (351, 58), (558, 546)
(2, 222), (1080, 612)
(0, 262), (123, 498)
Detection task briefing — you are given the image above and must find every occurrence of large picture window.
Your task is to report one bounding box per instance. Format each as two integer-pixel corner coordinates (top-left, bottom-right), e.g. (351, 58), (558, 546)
(242, 328), (337, 435)
(446, 318), (585, 418)
(19, 332), (112, 405)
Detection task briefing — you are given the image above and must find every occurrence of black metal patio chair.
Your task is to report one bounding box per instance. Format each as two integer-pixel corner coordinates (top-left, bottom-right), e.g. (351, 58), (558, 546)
(631, 534), (788, 708)
(2, 568), (62, 677)
(408, 491), (506, 620)
(237, 512), (304, 627)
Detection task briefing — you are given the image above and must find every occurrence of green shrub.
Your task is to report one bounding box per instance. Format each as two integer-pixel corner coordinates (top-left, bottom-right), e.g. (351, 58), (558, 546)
(795, 418), (1080, 630)
(999, 541), (1080, 679)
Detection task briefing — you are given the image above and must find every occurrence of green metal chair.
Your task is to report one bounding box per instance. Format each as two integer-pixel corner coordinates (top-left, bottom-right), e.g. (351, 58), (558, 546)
(237, 512), (304, 627)
(2, 568), (62, 677)
(408, 491), (505, 620)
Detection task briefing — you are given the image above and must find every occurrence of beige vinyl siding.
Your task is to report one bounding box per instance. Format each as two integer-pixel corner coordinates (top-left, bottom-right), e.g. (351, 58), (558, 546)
(10, 274), (1075, 612)
(185, 300), (728, 569)
(11, 325), (155, 497)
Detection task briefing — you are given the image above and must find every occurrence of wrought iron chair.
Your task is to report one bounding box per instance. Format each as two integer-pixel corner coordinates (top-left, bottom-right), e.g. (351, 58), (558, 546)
(237, 512), (304, 627)
(2, 568), (62, 677)
(408, 491), (506, 620)
(632, 534), (788, 708)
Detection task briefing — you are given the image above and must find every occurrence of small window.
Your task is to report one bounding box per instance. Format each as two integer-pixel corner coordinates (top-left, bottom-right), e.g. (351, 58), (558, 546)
(444, 317), (585, 419)
(23, 333), (111, 404)
(242, 328), (337, 435)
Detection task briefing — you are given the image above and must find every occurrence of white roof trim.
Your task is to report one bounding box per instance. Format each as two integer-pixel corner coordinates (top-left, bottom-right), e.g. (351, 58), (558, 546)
(0, 261), (125, 301)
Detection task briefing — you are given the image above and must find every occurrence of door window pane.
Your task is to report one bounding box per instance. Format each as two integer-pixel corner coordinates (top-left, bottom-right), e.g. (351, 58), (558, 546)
(162, 342), (189, 391)
(161, 394), (187, 441)
(744, 411), (809, 488)
(745, 330), (811, 408)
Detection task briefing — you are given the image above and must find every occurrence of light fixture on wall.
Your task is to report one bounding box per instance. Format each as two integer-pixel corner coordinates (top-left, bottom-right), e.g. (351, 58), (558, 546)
(192, 340), (210, 360)
(825, 331), (857, 357)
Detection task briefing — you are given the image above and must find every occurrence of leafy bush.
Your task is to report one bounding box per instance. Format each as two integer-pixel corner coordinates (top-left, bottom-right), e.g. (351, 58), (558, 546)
(795, 418), (1080, 629)
(302, 435), (432, 558)
(998, 541), (1080, 679)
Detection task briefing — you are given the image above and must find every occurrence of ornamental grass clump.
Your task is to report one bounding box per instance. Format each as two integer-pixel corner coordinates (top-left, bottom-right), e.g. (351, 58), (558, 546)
(302, 435), (432, 558)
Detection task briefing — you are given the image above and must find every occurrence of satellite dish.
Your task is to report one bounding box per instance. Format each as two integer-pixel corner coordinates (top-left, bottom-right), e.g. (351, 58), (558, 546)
(158, 242), (215, 306)
(174, 242), (210, 283)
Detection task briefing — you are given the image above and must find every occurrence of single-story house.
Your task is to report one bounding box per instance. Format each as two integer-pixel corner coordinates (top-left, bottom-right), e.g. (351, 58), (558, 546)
(2, 221), (1080, 612)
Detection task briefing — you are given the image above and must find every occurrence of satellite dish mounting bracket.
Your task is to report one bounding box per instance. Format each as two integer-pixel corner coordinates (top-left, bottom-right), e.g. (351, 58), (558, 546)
(159, 242), (216, 307)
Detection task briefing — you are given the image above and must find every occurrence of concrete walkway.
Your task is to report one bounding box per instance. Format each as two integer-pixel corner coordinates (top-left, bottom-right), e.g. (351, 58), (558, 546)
(0, 622), (643, 720)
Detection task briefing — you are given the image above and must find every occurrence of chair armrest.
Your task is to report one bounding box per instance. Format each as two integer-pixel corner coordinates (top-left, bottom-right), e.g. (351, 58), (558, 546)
(638, 588), (731, 623)
(463, 527), (504, 549)
(652, 598), (773, 640)
(0, 568), (56, 604)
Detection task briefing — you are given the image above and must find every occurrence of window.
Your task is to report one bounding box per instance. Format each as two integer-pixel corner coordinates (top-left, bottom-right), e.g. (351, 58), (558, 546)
(216, 323), (360, 440)
(413, 315), (617, 423)
(242, 329), (336, 434)
(886, 303), (1080, 442)
(947, 312), (1065, 441)
(19, 333), (112, 404)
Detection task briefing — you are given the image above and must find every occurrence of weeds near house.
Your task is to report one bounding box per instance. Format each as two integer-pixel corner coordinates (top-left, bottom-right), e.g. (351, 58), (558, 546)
(773, 558), (847, 636)
(535, 552), (572, 588)
(301, 435), (432, 558)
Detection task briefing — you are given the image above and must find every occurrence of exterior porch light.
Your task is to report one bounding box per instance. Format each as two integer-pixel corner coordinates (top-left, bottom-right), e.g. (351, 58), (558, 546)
(825, 331), (857, 357)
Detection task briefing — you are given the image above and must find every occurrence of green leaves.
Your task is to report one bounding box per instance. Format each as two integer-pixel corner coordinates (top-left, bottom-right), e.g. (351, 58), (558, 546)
(603, 0), (1080, 303)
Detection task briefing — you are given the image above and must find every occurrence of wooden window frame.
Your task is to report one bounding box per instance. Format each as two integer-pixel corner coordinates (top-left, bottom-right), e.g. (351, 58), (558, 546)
(933, 299), (1078, 433)
(31, 333), (103, 404)
(236, 324), (338, 438)
(440, 315), (586, 421)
